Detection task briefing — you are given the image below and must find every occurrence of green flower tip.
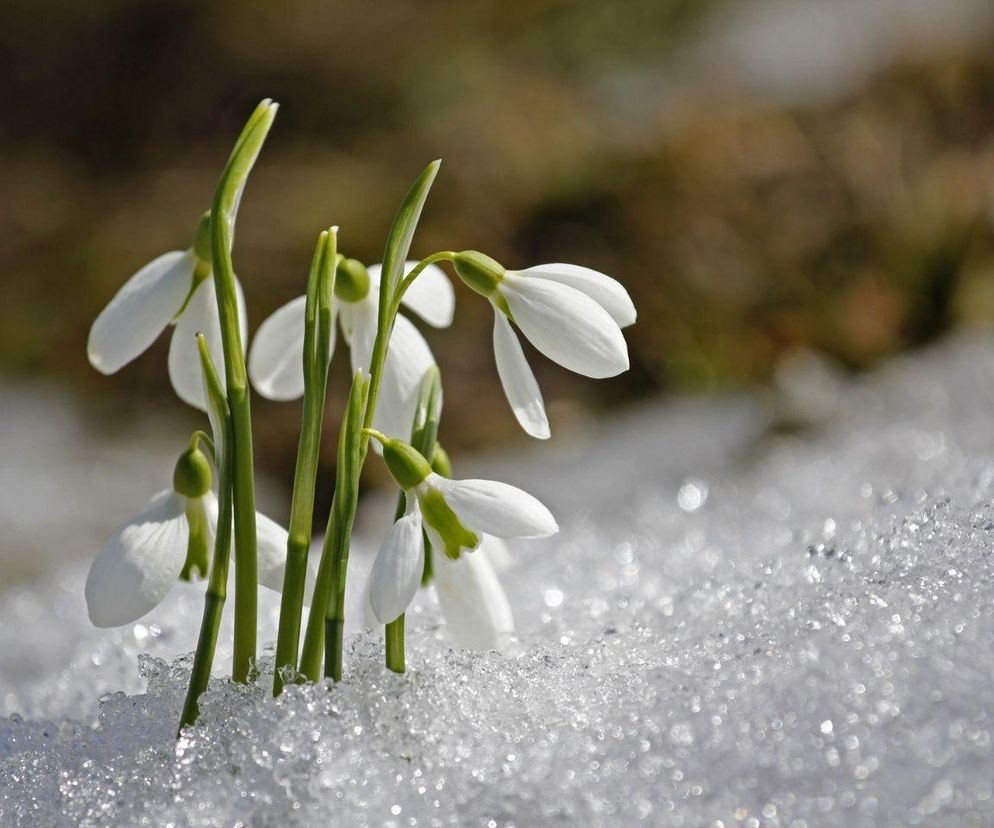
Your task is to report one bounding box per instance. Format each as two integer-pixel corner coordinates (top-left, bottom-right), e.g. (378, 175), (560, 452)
(377, 435), (432, 491)
(430, 443), (452, 477)
(335, 257), (371, 303)
(173, 445), (213, 498)
(453, 251), (505, 298)
(419, 487), (478, 559)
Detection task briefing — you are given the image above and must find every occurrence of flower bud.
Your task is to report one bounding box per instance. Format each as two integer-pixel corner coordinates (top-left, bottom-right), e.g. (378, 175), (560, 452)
(430, 442), (452, 477)
(172, 445), (213, 498)
(382, 437), (433, 491)
(453, 251), (505, 298)
(193, 211), (213, 264)
(335, 257), (371, 303)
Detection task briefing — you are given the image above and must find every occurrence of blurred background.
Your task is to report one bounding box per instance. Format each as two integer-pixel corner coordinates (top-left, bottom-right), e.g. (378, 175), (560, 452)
(3, 0), (994, 581)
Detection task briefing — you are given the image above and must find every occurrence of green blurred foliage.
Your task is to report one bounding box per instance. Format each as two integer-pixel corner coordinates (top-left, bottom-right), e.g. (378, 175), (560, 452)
(2, 0), (994, 493)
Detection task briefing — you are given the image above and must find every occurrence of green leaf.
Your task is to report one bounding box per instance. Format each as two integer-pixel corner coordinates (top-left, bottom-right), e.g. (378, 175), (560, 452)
(213, 99), (279, 238)
(378, 160), (441, 308)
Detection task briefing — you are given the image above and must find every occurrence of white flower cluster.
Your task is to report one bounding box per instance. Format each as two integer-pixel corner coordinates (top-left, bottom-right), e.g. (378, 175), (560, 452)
(85, 168), (634, 655)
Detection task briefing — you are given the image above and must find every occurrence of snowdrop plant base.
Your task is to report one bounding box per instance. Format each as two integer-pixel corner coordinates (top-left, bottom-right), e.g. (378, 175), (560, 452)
(81, 99), (635, 734)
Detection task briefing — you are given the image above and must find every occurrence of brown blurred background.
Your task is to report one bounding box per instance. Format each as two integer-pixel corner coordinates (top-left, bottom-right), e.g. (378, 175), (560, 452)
(3, 0), (994, 527)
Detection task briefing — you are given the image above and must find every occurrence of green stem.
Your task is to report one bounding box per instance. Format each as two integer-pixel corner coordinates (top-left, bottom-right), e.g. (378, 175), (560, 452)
(177, 590), (225, 734)
(301, 161), (440, 680)
(178, 487), (232, 731)
(385, 615), (405, 673)
(273, 229), (337, 696)
(209, 100), (277, 682)
(299, 371), (368, 680)
(390, 251), (456, 318)
(381, 367), (442, 673)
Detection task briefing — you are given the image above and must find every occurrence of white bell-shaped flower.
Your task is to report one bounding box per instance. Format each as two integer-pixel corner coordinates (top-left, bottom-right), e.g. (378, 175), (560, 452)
(454, 252), (636, 440)
(248, 259), (453, 440)
(360, 533), (516, 650)
(87, 216), (248, 411)
(366, 436), (557, 626)
(85, 459), (301, 629)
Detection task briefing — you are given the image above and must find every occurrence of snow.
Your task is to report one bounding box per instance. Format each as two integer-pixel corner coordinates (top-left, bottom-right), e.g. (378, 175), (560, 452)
(4, 335), (994, 825)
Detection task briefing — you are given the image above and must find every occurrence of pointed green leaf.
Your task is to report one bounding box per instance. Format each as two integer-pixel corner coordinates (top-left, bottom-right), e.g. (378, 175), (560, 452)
(378, 160), (441, 308)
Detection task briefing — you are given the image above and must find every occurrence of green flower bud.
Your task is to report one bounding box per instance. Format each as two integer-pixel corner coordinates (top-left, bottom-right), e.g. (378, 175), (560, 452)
(382, 438), (433, 490)
(335, 257), (371, 303)
(453, 251), (505, 298)
(173, 446), (213, 498)
(193, 211), (213, 264)
(430, 442), (453, 477)
(420, 487), (478, 559)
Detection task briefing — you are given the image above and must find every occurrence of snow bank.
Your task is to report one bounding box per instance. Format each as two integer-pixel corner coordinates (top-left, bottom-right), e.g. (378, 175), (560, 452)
(4, 336), (994, 825)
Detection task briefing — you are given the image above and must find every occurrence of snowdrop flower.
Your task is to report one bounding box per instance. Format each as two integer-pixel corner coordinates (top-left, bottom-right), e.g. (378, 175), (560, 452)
(87, 212), (248, 411)
(85, 444), (297, 627)
(453, 251), (636, 439)
(365, 434), (557, 626)
(361, 532), (514, 650)
(249, 257), (453, 440)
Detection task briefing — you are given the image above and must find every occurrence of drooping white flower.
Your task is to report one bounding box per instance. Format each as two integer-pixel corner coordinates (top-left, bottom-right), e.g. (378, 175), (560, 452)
(365, 436), (557, 626)
(86, 215), (248, 411)
(248, 259), (453, 440)
(85, 472), (302, 628)
(361, 532), (515, 650)
(454, 252), (636, 439)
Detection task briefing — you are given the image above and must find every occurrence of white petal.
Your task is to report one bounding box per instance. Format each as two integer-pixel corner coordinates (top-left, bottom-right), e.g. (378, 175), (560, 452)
(347, 298), (437, 442)
(523, 263), (636, 327)
(378, 315), (438, 440)
(500, 274), (629, 379)
(368, 498), (425, 624)
(478, 534), (513, 572)
(248, 295), (307, 400)
(169, 276), (248, 410)
(429, 474), (558, 539)
(88, 250), (196, 374)
(432, 547), (513, 650)
(493, 313), (550, 439)
(344, 297), (377, 375)
(400, 262), (455, 328)
(85, 490), (188, 627)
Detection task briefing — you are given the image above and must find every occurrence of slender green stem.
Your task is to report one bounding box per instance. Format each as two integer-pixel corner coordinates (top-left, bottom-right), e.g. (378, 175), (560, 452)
(209, 100), (278, 682)
(300, 161), (440, 681)
(299, 371), (368, 680)
(273, 229), (337, 696)
(179, 338), (233, 734)
(381, 367), (443, 672)
(390, 251), (456, 318)
(385, 615), (405, 673)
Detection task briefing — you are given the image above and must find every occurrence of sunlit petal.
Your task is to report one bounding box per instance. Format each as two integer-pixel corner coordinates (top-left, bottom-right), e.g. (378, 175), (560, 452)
(169, 277), (248, 410)
(88, 250), (195, 374)
(433, 546), (513, 650)
(429, 475), (558, 539)
(500, 274), (629, 379)
(523, 263), (636, 327)
(85, 490), (188, 627)
(368, 497), (425, 624)
(493, 313), (549, 439)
